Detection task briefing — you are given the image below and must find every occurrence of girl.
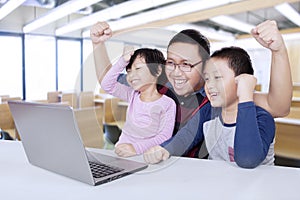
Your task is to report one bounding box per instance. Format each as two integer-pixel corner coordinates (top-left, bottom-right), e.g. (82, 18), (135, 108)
(101, 47), (176, 157)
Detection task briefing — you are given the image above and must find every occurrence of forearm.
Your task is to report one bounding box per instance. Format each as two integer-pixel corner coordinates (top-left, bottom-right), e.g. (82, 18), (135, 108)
(254, 46), (292, 117)
(268, 47), (292, 116)
(251, 20), (293, 117)
(100, 57), (131, 101)
(93, 42), (112, 84)
(234, 102), (275, 168)
(133, 133), (172, 155)
(162, 109), (204, 156)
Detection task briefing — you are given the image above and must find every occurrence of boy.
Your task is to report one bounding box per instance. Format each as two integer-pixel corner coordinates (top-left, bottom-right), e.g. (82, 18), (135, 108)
(202, 46), (275, 168)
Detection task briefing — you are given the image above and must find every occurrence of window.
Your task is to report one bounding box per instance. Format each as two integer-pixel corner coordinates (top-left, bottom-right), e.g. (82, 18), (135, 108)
(25, 35), (56, 100)
(0, 34), (22, 98)
(57, 39), (81, 92)
(82, 39), (98, 92)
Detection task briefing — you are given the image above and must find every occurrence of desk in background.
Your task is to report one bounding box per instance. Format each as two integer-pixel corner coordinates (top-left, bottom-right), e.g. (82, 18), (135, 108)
(1, 141), (300, 200)
(292, 97), (300, 107)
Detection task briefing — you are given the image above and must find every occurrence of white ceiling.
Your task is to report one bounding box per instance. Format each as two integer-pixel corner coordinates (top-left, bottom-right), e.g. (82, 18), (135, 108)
(0, 0), (299, 46)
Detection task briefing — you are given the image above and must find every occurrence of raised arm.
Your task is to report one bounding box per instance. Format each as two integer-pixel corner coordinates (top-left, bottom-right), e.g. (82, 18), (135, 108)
(90, 21), (113, 83)
(100, 57), (133, 102)
(252, 20), (293, 117)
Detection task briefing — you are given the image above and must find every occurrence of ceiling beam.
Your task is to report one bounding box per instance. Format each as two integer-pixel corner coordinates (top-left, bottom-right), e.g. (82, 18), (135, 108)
(114, 0), (300, 35)
(237, 27), (300, 39)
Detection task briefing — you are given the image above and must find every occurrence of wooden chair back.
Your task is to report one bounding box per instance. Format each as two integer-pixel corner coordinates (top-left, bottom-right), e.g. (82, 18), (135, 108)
(103, 97), (120, 124)
(61, 92), (77, 108)
(0, 103), (20, 140)
(74, 106), (104, 149)
(47, 91), (61, 103)
(0, 103), (14, 130)
(78, 91), (95, 108)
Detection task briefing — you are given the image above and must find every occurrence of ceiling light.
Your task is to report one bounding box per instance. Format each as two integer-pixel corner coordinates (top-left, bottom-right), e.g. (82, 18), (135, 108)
(0, 0), (26, 20)
(23, 0), (103, 33)
(56, 0), (179, 36)
(157, 0), (241, 21)
(165, 23), (235, 42)
(210, 15), (255, 33)
(82, 0), (242, 38)
(108, 0), (241, 31)
(275, 3), (300, 27)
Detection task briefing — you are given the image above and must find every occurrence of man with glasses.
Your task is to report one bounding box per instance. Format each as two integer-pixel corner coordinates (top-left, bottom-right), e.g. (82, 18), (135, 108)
(90, 20), (292, 159)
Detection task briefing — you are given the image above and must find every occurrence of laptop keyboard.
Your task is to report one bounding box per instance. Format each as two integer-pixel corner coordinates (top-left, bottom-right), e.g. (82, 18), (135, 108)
(89, 161), (124, 178)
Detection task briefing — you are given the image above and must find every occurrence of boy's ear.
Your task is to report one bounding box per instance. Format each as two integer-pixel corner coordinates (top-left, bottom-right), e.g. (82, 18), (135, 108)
(157, 65), (162, 76)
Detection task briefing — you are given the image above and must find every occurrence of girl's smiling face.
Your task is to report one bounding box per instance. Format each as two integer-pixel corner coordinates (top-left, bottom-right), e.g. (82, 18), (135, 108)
(126, 55), (159, 92)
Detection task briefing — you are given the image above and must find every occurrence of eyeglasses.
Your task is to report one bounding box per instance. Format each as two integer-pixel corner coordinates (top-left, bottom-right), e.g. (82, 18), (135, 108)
(165, 60), (203, 72)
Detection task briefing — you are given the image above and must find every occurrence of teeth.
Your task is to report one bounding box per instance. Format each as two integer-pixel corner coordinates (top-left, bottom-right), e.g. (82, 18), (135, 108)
(131, 80), (138, 84)
(174, 80), (186, 84)
(210, 92), (217, 96)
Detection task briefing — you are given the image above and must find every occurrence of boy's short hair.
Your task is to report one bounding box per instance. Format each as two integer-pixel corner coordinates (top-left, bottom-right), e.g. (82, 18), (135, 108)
(168, 29), (210, 63)
(210, 46), (254, 76)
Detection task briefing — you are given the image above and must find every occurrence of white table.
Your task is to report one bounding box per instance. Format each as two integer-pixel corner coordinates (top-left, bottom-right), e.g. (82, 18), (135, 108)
(1, 140), (300, 200)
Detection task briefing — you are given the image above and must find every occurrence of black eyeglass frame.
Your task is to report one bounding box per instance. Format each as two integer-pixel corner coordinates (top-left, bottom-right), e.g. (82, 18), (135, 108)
(165, 60), (203, 72)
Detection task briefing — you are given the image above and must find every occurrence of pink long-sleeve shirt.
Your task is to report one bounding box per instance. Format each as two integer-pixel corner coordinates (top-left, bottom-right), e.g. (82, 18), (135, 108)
(100, 57), (176, 154)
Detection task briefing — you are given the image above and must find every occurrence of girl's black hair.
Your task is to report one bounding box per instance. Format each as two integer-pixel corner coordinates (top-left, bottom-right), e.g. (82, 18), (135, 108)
(126, 48), (167, 91)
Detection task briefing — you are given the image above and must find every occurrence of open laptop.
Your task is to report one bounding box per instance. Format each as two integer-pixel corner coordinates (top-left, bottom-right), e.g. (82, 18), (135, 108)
(8, 100), (148, 186)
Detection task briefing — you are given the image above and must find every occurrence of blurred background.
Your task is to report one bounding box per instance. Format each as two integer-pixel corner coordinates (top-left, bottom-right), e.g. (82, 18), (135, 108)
(0, 0), (299, 99)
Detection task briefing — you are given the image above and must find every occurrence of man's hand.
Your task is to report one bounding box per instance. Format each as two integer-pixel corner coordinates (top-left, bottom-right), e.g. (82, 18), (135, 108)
(90, 21), (112, 45)
(143, 146), (170, 164)
(251, 20), (284, 52)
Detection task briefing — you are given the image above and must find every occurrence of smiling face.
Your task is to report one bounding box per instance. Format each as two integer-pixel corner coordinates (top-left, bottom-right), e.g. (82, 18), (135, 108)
(166, 42), (204, 97)
(126, 55), (159, 92)
(203, 58), (238, 109)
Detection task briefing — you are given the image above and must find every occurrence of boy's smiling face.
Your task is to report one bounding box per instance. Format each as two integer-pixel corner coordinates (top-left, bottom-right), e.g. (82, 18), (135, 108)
(203, 58), (238, 108)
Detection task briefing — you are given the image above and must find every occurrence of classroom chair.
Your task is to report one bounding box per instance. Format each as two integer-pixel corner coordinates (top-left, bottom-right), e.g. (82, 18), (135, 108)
(78, 91), (95, 108)
(47, 91), (62, 103)
(0, 103), (20, 140)
(61, 92), (77, 108)
(74, 106), (104, 149)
